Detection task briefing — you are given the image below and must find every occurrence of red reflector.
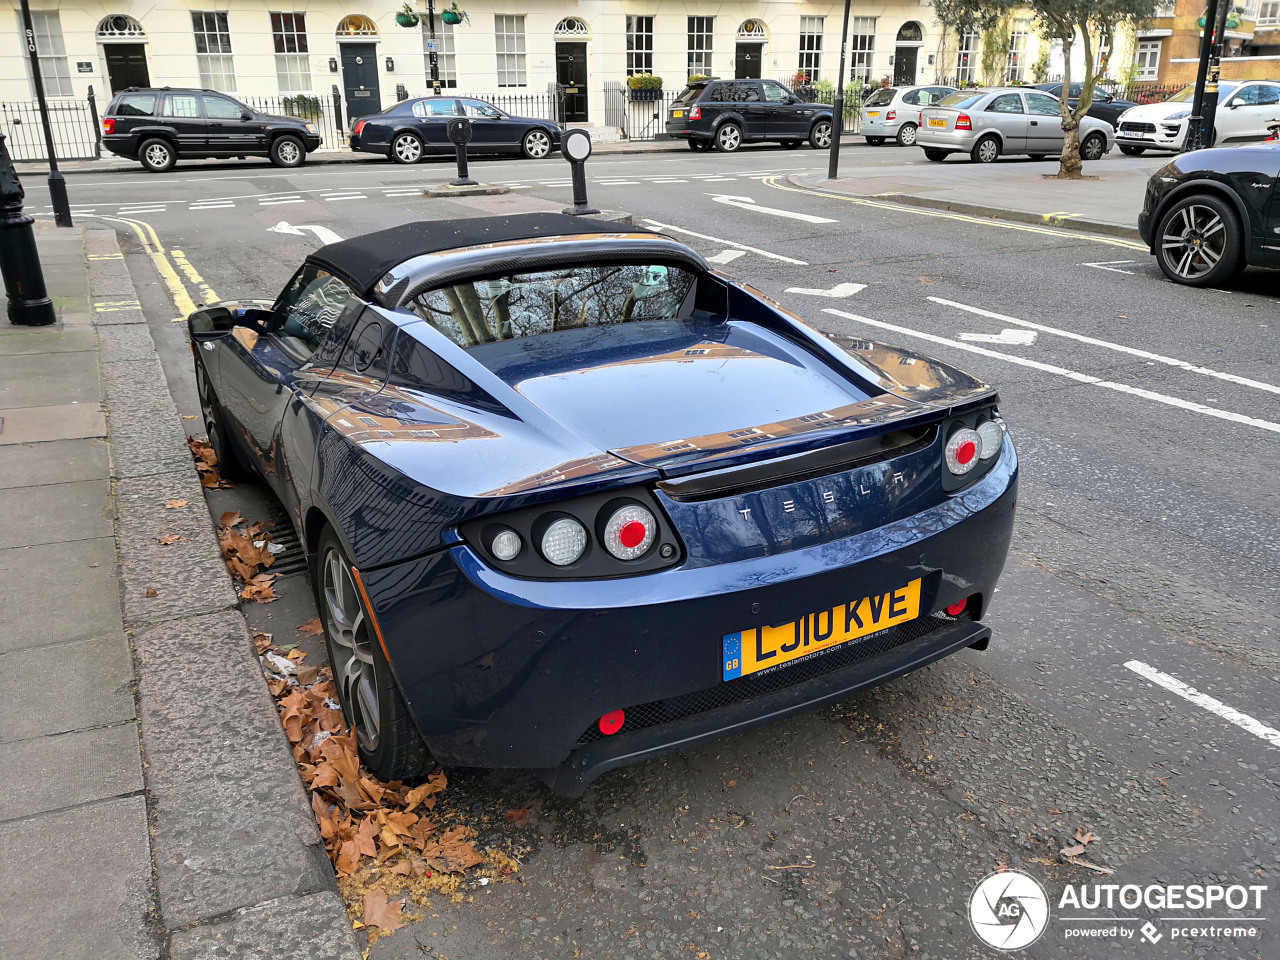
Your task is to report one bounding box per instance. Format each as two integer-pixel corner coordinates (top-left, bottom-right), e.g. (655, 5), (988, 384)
(956, 440), (977, 465)
(956, 113), (972, 130)
(102, 118), (115, 135)
(598, 710), (625, 735)
(618, 520), (647, 549)
(946, 598), (968, 616)
(353, 120), (367, 136)
(689, 106), (701, 120)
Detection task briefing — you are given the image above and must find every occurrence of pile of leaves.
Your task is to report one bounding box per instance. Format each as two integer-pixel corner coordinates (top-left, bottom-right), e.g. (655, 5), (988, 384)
(217, 509), (280, 603)
(256, 626), (510, 942)
(187, 435), (232, 489)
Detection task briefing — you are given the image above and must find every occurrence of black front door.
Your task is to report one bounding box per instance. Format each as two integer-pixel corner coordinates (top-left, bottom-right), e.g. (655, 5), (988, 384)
(341, 43), (381, 121)
(894, 47), (918, 85)
(556, 43), (588, 123)
(735, 43), (762, 80)
(104, 44), (149, 93)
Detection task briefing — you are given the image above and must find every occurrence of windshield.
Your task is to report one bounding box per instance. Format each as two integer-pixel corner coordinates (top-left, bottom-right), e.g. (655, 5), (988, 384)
(1167, 82), (1238, 103)
(939, 92), (988, 109)
(410, 264), (697, 349)
(864, 88), (896, 107)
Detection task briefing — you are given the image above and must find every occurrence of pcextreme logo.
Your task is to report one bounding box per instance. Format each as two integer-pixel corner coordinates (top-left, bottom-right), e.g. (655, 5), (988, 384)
(969, 870), (1050, 951)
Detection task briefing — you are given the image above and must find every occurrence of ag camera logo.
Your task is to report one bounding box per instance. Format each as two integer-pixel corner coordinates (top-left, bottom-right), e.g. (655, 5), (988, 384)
(969, 870), (1050, 951)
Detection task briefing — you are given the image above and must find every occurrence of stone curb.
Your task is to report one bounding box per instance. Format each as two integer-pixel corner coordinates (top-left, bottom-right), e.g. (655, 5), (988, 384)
(85, 228), (362, 959)
(784, 173), (1145, 242)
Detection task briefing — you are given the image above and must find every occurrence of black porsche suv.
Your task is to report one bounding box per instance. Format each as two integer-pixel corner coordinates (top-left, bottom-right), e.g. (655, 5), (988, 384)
(666, 79), (833, 152)
(101, 87), (322, 172)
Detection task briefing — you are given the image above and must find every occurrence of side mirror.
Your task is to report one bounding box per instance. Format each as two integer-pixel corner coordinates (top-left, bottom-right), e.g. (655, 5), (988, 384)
(241, 110), (253, 121)
(1226, 100), (1239, 109)
(188, 306), (269, 341)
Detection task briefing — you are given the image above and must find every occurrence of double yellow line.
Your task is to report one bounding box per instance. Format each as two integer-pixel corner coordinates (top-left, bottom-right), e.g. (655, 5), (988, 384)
(91, 215), (219, 319)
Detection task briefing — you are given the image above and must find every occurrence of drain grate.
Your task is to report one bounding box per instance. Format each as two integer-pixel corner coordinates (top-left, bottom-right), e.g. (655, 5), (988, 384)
(267, 522), (310, 577)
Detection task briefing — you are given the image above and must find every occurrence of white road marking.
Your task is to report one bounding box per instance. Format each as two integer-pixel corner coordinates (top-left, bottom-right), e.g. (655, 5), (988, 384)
(709, 194), (837, 224)
(596, 180), (639, 186)
(785, 282), (867, 299)
(958, 329), (1039, 345)
(1083, 260), (1138, 275)
(267, 221), (345, 245)
(823, 309), (1280, 436)
(651, 178), (688, 183)
(930, 297), (1280, 397)
(1124, 660), (1280, 749)
(508, 184), (531, 189)
(641, 218), (808, 265)
(189, 202), (235, 210)
(700, 177), (738, 182)
(383, 190), (421, 197)
(117, 206), (166, 214)
(323, 193), (366, 201)
(707, 249), (747, 265)
(260, 198), (304, 205)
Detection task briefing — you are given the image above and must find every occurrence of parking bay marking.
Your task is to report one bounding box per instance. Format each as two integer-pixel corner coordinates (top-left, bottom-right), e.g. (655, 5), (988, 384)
(1125, 660), (1280, 749)
(823, 308), (1280, 436)
(957, 329), (1038, 345)
(785, 282), (867, 298)
(707, 249), (747, 265)
(708, 194), (838, 224)
(930, 296), (1280, 397)
(641, 218), (808, 265)
(1083, 260), (1139, 275)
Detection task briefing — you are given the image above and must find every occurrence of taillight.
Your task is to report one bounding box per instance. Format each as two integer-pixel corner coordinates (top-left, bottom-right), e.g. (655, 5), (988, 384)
(976, 420), (1005, 460)
(887, 110), (896, 122)
(944, 427), (981, 476)
(602, 504), (656, 561)
(489, 527), (522, 561)
(955, 113), (972, 131)
(689, 106), (701, 120)
(539, 517), (588, 566)
(102, 118), (115, 135)
(353, 119), (366, 136)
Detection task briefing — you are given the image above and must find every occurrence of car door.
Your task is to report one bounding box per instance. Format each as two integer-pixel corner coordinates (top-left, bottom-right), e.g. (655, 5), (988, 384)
(761, 79), (806, 138)
(459, 99), (511, 150)
(1220, 83), (1280, 142)
(216, 263), (357, 497)
(1024, 91), (1065, 154)
(411, 98), (459, 150)
(735, 81), (769, 139)
(160, 92), (206, 153)
(984, 93), (1029, 151)
(201, 94), (262, 154)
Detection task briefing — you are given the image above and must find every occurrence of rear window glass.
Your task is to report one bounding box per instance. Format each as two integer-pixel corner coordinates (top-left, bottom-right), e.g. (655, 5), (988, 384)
(864, 88), (896, 107)
(674, 85), (705, 105)
(939, 92), (987, 109)
(409, 265), (697, 349)
(114, 94), (155, 116)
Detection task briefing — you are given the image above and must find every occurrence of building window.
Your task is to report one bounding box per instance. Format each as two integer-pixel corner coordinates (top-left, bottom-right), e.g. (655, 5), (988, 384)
(956, 29), (980, 82)
(1258, 0), (1280, 23)
(798, 16), (824, 82)
(495, 14), (526, 88)
(20, 10), (72, 97)
(1006, 20), (1030, 83)
(1134, 39), (1162, 80)
(271, 13), (311, 93)
(688, 16), (714, 78)
(849, 17), (877, 83)
(192, 11), (236, 92)
(423, 20), (456, 88)
(627, 15), (654, 76)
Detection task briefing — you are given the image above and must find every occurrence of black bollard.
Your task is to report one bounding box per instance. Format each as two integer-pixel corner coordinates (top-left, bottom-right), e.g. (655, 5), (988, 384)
(0, 132), (55, 326)
(561, 129), (599, 216)
(447, 117), (477, 187)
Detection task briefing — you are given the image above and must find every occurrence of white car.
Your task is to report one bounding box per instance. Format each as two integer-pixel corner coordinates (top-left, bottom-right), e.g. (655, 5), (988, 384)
(860, 84), (958, 147)
(1115, 80), (1280, 154)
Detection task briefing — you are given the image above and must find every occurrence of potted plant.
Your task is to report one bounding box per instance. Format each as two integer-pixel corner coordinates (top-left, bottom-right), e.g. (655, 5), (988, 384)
(394, 3), (419, 27)
(627, 73), (664, 100)
(688, 73), (711, 83)
(792, 70), (809, 87)
(441, 2), (467, 25)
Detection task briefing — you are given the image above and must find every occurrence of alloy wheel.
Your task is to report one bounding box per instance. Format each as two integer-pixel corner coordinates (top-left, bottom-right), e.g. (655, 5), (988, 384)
(524, 130), (550, 158)
(145, 143), (171, 168)
(393, 134), (422, 163)
(811, 122), (832, 149)
(322, 548), (382, 751)
(276, 139), (301, 165)
(1081, 134), (1104, 161)
(717, 125), (741, 151)
(1160, 204), (1226, 280)
(898, 123), (917, 146)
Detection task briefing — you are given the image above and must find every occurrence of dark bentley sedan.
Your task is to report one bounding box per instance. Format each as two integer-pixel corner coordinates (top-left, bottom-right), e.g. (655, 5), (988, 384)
(349, 96), (561, 163)
(1138, 141), (1280, 286)
(187, 214), (1017, 796)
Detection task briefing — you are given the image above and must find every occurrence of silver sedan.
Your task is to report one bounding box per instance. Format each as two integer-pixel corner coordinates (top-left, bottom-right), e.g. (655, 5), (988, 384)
(917, 87), (1116, 163)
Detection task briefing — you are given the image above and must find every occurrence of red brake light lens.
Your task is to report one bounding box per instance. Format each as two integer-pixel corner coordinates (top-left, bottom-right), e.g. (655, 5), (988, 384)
(955, 113), (972, 131)
(603, 504), (656, 561)
(689, 106), (701, 120)
(887, 110), (896, 122)
(353, 119), (367, 137)
(102, 118), (115, 135)
(945, 428), (981, 476)
(946, 598), (968, 616)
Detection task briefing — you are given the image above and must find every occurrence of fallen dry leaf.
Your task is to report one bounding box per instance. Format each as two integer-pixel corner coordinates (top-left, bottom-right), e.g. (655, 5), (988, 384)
(156, 533), (188, 545)
(1062, 826), (1099, 857)
(145, 587), (158, 597)
(297, 618), (325, 637)
(362, 887), (406, 933)
(165, 499), (188, 509)
(219, 509), (245, 527)
(504, 808), (533, 827)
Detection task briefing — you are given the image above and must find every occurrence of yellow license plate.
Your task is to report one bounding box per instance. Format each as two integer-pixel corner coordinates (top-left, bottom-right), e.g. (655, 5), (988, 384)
(672, 110), (684, 118)
(722, 578), (922, 681)
(928, 118), (947, 127)
(867, 111), (880, 118)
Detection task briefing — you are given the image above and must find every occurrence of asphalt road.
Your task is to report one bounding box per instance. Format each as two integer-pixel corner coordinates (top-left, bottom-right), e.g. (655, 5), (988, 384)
(53, 144), (1279, 960)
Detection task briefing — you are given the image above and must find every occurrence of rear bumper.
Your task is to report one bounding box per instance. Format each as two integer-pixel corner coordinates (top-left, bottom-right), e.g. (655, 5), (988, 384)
(350, 135), (390, 157)
(359, 441), (1018, 794)
(102, 135), (138, 159)
(915, 128), (978, 151)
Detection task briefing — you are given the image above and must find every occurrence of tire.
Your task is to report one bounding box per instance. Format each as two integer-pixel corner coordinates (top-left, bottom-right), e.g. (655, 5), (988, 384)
(1029, 154), (1047, 161)
(139, 138), (176, 173)
(193, 356), (247, 481)
(715, 122), (742, 152)
(866, 136), (885, 146)
(391, 132), (423, 164)
(317, 526), (434, 781)
(782, 140), (802, 149)
(1080, 132), (1106, 161)
(1154, 194), (1243, 287)
(971, 134), (1000, 164)
(923, 148), (949, 162)
(269, 134), (305, 168)
(809, 120), (833, 150)
(521, 128), (552, 159)
(688, 138), (712, 152)
(1119, 144), (1146, 156)
(896, 123), (918, 147)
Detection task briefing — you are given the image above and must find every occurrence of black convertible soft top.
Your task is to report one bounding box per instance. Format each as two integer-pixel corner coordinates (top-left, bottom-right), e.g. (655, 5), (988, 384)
(307, 214), (651, 296)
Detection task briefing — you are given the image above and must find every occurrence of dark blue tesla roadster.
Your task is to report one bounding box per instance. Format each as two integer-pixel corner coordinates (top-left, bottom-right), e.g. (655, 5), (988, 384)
(188, 214), (1017, 796)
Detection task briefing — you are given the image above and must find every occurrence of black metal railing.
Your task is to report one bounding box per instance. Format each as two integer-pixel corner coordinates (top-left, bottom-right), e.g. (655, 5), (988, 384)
(1, 90), (101, 162)
(240, 93), (350, 147)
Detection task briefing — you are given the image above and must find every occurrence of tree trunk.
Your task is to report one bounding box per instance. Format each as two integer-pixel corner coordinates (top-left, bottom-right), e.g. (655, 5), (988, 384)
(1058, 115), (1083, 179)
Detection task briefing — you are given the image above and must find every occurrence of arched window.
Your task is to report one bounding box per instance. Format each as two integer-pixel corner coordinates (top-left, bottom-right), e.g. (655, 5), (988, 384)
(896, 22), (924, 43)
(554, 17), (590, 38)
(737, 19), (767, 40)
(97, 14), (145, 39)
(336, 14), (379, 37)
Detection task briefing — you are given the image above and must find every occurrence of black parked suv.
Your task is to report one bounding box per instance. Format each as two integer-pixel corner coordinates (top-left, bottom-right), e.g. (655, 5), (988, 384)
(102, 88), (322, 172)
(666, 79), (833, 152)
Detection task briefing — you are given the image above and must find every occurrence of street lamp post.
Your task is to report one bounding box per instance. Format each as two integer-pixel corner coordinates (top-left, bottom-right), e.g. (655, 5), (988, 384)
(827, 0), (854, 180)
(18, 0), (71, 227)
(0, 132), (56, 327)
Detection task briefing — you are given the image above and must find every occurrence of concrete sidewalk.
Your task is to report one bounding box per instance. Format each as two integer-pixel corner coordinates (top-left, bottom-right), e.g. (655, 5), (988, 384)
(790, 152), (1168, 240)
(0, 220), (359, 959)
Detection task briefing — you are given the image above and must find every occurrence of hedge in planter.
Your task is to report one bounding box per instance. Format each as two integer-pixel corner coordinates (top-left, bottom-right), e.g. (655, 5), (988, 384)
(627, 74), (663, 100)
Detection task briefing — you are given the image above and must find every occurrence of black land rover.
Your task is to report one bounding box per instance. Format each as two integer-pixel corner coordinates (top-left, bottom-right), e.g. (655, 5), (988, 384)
(665, 79), (834, 152)
(101, 87), (322, 172)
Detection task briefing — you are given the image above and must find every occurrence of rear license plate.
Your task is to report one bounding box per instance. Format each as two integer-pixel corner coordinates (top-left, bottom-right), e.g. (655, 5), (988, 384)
(672, 109), (684, 118)
(722, 578), (922, 681)
(928, 118), (947, 127)
(867, 111), (880, 118)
